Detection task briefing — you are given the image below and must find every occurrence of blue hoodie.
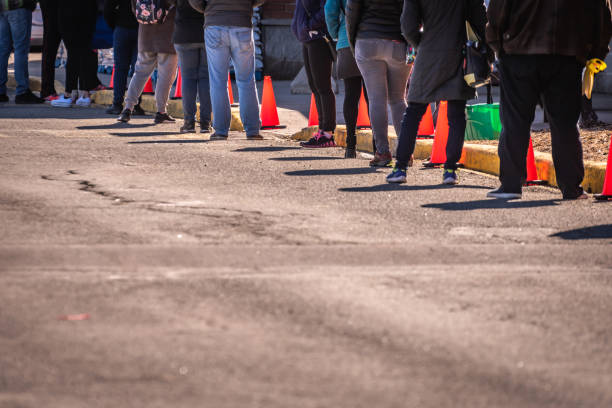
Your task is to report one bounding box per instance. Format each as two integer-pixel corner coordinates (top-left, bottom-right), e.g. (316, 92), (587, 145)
(291, 0), (329, 43)
(324, 0), (348, 50)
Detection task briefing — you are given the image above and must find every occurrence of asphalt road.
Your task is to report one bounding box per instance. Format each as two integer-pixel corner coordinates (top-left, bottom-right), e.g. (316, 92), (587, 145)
(0, 103), (611, 408)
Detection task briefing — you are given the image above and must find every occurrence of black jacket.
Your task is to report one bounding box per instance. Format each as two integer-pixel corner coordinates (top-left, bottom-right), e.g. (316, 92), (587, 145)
(104, 0), (138, 29)
(173, 0), (204, 44)
(346, 0), (405, 50)
(486, 0), (612, 63)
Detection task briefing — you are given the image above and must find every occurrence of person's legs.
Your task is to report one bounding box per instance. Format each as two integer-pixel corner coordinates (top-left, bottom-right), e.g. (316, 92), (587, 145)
(541, 56), (584, 198)
(40, 0), (61, 97)
(496, 54), (541, 194)
(62, 37), (79, 95)
(112, 27), (134, 106)
(386, 40), (410, 139)
(0, 12), (11, 96)
(229, 27), (260, 136)
(154, 53), (178, 114)
(197, 44), (211, 127)
(124, 52), (157, 111)
(302, 43), (322, 127)
(356, 39), (390, 155)
(444, 100), (467, 170)
(205, 26), (231, 136)
(303, 38), (335, 133)
(395, 102), (428, 169)
(175, 43), (200, 122)
(343, 76), (362, 149)
(7, 8), (32, 95)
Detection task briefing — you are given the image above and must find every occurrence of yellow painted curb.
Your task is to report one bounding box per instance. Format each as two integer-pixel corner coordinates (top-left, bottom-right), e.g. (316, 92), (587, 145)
(90, 90), (243, 131)
(292, 126), (608, 194)
(7, 74), (64, 95)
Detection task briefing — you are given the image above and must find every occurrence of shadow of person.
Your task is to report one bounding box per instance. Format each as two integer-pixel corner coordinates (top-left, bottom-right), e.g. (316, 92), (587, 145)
(339, 184), (491, 192)
(233, 146), (302, 153)
(286, 167), (382, 176)
(550, 224), (612, 240)
(421, 198), (560, 211)
(78, 123), (156, 130)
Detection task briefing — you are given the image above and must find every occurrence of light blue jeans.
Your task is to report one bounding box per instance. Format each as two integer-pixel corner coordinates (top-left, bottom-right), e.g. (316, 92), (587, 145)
(0, 8), (32, 95)
(175, 43), (212, 126)
(205, 26), (260, 136)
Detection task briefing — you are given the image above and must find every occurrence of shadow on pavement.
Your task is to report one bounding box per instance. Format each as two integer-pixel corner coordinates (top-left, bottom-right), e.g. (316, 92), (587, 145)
(127, 140), (209, 144)
(340, 183), (492, 192)
(422, 199), (559, 211)
(0, 105), (106, 120)
(286, 167), (381, 176)
(233, 146), (302, 152)
(270, 156), (343, 161)
(78, 123), (155, 130)
(111, 131), (179, 137)
(550, 224), (612, 240)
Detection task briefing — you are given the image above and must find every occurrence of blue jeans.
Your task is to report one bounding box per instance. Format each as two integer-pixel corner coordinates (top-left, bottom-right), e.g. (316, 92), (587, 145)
(205, 26), (260, 136)
(175, 43), (212, 126)
(112, 26), (139, 106)
(0, 8), (32, 95)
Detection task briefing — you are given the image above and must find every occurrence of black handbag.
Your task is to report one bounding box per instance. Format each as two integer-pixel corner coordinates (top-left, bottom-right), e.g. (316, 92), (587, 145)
(463, 19), (490, 88)
(299, 0), (337, 60)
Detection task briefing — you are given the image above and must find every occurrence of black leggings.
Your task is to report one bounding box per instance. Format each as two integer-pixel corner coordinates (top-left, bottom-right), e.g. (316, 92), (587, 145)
(302, 39), (336, 133)
(40, 0), (61, 97)
(58, 0), (98, 93)
(396, 100), (467, 170)
(343, 76), (368, 149)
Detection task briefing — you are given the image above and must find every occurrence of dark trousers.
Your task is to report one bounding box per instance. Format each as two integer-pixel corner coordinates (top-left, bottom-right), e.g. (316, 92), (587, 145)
(343, 76), (368, 149)
(112, 26), (138, 105)
(396, 100), (466, 170)
(58, 0), (97, 93)
(302, 38), (336, 133)
(498, 54), (583, 197)
(40, 0), (61, 97)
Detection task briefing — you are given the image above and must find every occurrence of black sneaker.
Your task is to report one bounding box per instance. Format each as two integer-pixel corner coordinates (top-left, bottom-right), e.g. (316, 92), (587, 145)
(132, 104), (146, 116)
(210, 133), (228, 140)
(200, 124), (212, 134)
(180, 119), (196, 133)
(105, 103), (123, 115)
(118, 109), (132, 123)
(154, 112), (176, 124)
(344, 147), (356, 158)
(300, 130), (336, 148)
(0, 94), (8, 103)
(15, 90), (44, 104)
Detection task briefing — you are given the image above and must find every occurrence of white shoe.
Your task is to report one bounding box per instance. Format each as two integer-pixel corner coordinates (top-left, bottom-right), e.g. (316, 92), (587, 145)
(51, 95), (74, 107)
(75, 97), (91, 107)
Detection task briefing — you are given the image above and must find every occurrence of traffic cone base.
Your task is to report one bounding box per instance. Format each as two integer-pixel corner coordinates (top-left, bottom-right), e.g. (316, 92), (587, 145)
(594, 135), (612, 200)
(524, 138), (547, 186)
(260, 75), (285, 129)
(356, 87), (371, 129)
(308, 93), (319, 127)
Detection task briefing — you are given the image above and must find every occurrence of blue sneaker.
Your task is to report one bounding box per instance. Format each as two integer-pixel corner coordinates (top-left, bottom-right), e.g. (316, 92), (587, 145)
(442, 169), (458, 185)
(387, 167), (407, 184)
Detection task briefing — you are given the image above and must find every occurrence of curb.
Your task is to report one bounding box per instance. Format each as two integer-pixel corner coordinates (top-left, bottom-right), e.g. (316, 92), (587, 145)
(7, 74), (64, 95)
(291, 125), (607, 194)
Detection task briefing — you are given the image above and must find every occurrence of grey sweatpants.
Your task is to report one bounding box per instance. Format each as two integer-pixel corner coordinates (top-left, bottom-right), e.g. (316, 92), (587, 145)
(124, 51), (178, 113)
(355, 38), (410, 155)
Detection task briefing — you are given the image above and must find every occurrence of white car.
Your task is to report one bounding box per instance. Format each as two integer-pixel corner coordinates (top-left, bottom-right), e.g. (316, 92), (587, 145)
(31, 5), (43, 47)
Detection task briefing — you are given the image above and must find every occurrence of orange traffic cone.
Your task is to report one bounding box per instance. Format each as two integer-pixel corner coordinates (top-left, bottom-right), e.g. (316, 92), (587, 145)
(356, 87), (371, 129)
(308, 93), (319, 127)
(228, 73), (235, 105)
(423, 101), (449, 167)
(524, 138), (547, 185)
(417, 103), (434, 137)
(595, 135), (612, 200)
(108, 66), (115, 89)
(143, 76), (154, 94)
(261, 75), (283, 129)
(171, 68), (182, 99)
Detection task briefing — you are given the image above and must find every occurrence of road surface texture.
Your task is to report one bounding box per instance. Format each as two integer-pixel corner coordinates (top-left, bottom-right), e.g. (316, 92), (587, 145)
(1, 103), (611, 408)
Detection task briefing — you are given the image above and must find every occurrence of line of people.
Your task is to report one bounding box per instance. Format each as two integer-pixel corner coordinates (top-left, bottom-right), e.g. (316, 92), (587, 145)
(293, 0), (612, 200)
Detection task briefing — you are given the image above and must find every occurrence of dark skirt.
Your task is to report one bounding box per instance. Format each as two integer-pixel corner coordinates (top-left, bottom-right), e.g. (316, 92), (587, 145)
(336, 47), (361, 79)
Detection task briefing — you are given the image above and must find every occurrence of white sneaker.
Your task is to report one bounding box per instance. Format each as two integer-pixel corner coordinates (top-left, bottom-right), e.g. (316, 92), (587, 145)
(51, 95), (74, 107)
(75, 97), (91, 107)
(487, 187), (522, 199)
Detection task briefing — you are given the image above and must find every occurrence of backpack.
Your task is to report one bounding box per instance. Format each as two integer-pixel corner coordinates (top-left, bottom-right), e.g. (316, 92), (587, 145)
(134, 0), (172, 24)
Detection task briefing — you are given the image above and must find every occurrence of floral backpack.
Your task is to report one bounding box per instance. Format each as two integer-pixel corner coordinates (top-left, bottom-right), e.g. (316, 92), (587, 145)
(134, 0), (173, 24)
